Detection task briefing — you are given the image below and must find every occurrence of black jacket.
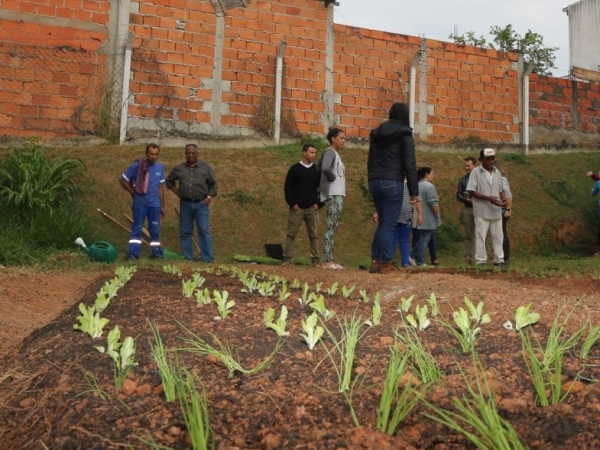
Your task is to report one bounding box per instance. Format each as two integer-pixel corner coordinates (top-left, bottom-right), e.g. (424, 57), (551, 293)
(367, 119), (418, 197)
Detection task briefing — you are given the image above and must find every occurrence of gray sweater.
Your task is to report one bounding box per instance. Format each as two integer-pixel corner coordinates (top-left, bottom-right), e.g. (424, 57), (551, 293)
(417, 180), (441, 230)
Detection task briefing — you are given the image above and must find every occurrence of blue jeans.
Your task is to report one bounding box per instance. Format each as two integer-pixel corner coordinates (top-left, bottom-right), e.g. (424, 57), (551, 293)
(180, 200), (213, 262)
(392, 222), (412, 266)
(370, 179), (403, 263)
(412, 229), (437, 262)
(411, 229), (434, 265)
(129, 200), (163, 259)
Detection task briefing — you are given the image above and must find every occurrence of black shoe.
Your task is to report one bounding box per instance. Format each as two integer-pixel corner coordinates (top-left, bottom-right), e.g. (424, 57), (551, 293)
(493, 262), (506, 267)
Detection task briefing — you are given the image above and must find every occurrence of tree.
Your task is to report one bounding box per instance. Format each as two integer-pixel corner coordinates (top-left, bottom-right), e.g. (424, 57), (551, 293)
(449, 24), (558, 76)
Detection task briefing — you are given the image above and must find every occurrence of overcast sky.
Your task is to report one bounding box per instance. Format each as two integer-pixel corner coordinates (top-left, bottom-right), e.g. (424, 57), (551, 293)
(334, 0), (572, 77)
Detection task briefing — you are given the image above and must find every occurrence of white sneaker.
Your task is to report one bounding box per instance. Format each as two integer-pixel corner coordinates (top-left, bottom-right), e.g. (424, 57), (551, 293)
(417, 263), (432, 268)
(408, 257), (416, 266)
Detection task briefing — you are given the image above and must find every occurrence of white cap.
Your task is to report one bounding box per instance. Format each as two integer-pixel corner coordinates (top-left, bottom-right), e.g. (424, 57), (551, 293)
(480, 148), (496, 158)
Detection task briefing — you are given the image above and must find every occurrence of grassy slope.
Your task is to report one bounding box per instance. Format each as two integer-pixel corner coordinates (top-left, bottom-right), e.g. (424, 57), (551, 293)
(35, 144), (600, 268)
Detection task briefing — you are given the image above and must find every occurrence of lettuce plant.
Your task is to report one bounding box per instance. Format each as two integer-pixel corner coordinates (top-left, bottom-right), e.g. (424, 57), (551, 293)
(300, 312), (324, 350)
(314, 282), (323, 292)
(194, 288), (212, 305)
(426, 293), (439, 317)
(182, 279), (197, 298)
(101, 279), (120, 299)
(326, 282), (339, 296)
(213, 290), (235, 319)
(73, 303), (109, 338)
(94, 325), (122, 360)
(257, 281), (275, 297)
(406, 304), (430, 331)
(514, 303), (540, 331)
(464, 297), (491, 325)
(309, 294), (335, 321)
(398, 295), (415, 313)
(341, 284), (356, 299)
(264, 306), (290, 336)
(291, 278), (301, 289)
(366, 299), (382, 327)
(115, 265), (137, 284)
(94, 291), (111, 314)
(277, 284), (291, 302)
(359, 289), (369, 303)
(298, 283), (311, 305)
(240, 277), (258, 294)
(95, 326), (137, 388)
(162, 264), (182, 276)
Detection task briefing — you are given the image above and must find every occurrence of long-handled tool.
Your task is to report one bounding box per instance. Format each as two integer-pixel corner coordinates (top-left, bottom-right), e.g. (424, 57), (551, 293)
(98, 208), (151, 247)
(174, 206), (202, 254)
(98, 208), (181, 259)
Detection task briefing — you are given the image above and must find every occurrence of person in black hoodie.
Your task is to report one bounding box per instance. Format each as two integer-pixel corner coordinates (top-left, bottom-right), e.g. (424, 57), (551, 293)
(367, 102), (419, 274)
(283, 143), (322, 267)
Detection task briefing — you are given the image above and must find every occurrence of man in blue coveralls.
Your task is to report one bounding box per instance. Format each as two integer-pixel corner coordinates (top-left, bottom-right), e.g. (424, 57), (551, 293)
(119, 143), (166, 259)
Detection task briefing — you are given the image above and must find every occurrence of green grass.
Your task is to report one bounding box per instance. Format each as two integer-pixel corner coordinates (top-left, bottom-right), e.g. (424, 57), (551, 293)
(1, 142), (600, 270)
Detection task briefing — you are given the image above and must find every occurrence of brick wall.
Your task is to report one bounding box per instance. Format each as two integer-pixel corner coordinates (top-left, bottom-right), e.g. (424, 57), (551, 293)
(529, 75), (600, 145)
(0, 0), (109, 140)
(126, 0), (329, 139)
(0, 0), (599, 147)
(333, 25), (521, 143)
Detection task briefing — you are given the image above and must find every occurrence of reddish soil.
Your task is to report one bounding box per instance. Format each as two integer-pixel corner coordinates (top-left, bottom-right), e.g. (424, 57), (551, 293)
(1, 265), (600, 450)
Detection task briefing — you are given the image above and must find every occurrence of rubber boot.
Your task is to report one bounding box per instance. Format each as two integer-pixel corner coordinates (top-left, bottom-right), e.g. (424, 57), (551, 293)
(379, 261), (399, 274)
(503, 238), (510, 264)
(369, 260), (381, 273)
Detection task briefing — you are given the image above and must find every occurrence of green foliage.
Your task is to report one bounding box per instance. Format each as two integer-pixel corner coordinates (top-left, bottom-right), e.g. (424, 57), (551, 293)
(450, 24), (558, 76)
(0, 138), (87, 213)
(0, 140), (91, 264)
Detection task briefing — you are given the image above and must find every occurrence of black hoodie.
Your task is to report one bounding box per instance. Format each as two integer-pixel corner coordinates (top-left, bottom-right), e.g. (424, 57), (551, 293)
(367, 119), (419, 197)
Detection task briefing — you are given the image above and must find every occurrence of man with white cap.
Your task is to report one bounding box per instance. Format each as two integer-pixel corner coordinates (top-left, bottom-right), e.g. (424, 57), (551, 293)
(466, 148), (506, 266)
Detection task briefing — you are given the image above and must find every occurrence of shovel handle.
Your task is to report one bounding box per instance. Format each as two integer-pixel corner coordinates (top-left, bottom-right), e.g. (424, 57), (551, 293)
(97, 208), (150, 247)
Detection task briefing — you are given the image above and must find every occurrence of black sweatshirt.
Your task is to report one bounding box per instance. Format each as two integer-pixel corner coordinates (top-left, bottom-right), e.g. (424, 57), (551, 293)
(284, 162), (321, 209)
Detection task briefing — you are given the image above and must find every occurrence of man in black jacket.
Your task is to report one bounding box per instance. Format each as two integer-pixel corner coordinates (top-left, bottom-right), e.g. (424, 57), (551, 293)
(283, 144), (322, 267)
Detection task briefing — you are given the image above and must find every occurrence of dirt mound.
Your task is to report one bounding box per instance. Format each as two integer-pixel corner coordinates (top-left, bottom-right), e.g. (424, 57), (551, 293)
(1, 266), (600, 449)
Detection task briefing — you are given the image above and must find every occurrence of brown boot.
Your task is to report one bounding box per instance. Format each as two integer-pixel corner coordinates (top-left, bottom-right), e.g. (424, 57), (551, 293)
(378, 261), (399, 274)
(369, 260), (381, 273)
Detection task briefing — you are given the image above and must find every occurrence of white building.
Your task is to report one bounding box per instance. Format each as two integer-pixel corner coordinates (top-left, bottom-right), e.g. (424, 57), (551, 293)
(564, 0), (600, 80)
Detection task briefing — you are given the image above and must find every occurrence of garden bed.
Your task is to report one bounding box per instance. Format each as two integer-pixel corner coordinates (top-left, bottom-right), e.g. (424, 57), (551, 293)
(1, 266), (600, 449)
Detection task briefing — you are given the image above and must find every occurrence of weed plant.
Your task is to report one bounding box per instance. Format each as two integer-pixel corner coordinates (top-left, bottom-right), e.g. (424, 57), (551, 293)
(519, 315), (584, 406)
(148, 322), (177, 402)
(396, 327), (443, 383)
(173, 366), (212, 450)
(422, 354), (526, 449)
(377, 342), (423, 435)
(580, 323), (600, 359)
(177, 323), (282, 378)
(322, 312), (370, 392)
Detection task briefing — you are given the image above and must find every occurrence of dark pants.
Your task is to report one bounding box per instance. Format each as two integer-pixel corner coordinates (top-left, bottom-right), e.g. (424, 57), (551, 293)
(370, 179), (403, 263)
(502, 216), (510, 263)
(283, 208), (320, 263)
(129, 201), (163, 259)
(412, 229), (437, 262)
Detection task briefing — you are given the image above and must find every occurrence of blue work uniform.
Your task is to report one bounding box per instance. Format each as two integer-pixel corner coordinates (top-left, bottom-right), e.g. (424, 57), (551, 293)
(121, 160), (165, 259)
